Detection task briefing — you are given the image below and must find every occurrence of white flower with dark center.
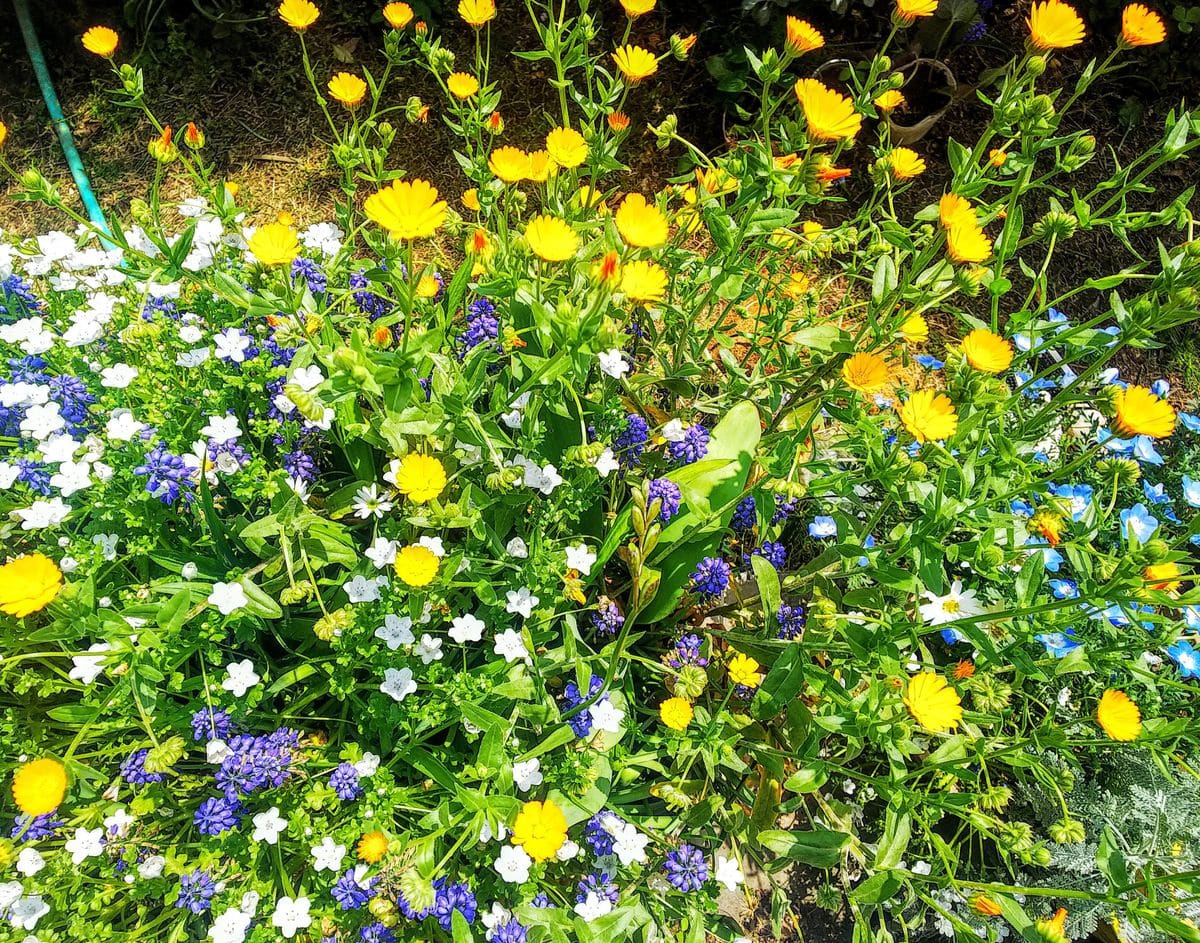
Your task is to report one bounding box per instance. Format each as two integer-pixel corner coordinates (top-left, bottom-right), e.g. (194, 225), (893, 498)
(918, 580), (985, 627)
(375, 615), (414, 650)
(380, 667), (417, 702)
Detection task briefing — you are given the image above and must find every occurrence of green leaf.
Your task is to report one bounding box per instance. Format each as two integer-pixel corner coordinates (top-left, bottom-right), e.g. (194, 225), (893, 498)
(873, 803), (911, 870)
(871, 254), (898, 304)
(756, 826), (849, 867)
(156, 589), (192, 633)
(751, 644), (806, 721)
(782, 765), (827, 793)
(849, 871), (901, 905)
(751, 554), (781, 624)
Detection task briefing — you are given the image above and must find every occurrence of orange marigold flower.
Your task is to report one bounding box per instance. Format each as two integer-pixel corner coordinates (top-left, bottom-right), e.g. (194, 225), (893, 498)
(953, 660), (976, 680)
(785, 17), (825, 54)
(607, 111), (631, 132)
(82, 26), (120, 56)
(793, 79), (862, 141)
(1121, 3), (1166, 45)
(383, 1), (413, 28)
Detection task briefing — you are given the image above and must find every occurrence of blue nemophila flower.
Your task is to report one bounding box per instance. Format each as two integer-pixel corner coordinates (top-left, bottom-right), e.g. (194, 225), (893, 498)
(492, 917), (529, 943)
(664, 844), (709, 892)
(121, 748), (165, 786)
(941, 627), (966, 645)
(330, 762), (363, 801)
(668, 423), (709, 464)
(1049, 579), (1079, 599)
(291, 257), (327, 294)
(915, 354), (944, 370)
(134, 442), (195, 506)
(332, 867), (376, 909)
(11, 814), (62, 842)
(590, 599), (624, 637)
(191, 707), (233, 742)
(1151, 378), (1170, 397)
(1182, 476), (1200, 508)
(1024, 537), (1063, 572)
(194, 795), (242, 835)
(1186, 607), (1200, 631)
(1180, 412), (1200, 433)
(430, 878), (477, 930)
(1011, 499), (1034, 518)
(808, 515), (837, 539)
(732, 496), (757, 531)
(1014, 372), (1056, 399)
(690, 556), (731, 598)
(576, 872), (619, 905)
(777, 604), (806, 640)
(1088, 601), (1155, 630)
(1120, 504), (1159, 543)
(1167, 640), (1200, 679)
(647, 478), (682, 522)
(1047, 483), (1093, 521)
(858, 534), (876, 567)
(1035, 629), (1081, 658)
(175, 869), (217, 914)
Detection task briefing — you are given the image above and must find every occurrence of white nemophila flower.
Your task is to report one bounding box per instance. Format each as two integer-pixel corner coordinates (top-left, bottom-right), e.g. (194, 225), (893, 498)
(505, 537), (528, 559)
(103, 808), (134, 836)
(178, 196), (208, 217)
(500, 392), (531, 429)
(252, 807), (288, 845)
(479, 820), (509, 843)
(714, 855), (744, 890)
(206, 739), (232, 764)
(590, 699), (625, 734)
(380, 667), (417, 702)
(179, 324), (204, 344)
(0, 382), (49, 409)
(39, 434), (80, 464)
(449, 614), (486, 644)
(20, 402), (65, 441)
(365, 537), (398, 569)
(661, 419), (687, 442)
(299, 222), (344, 255)
(513, 458), (562, 495)
(0, 463), (18, 490)
(918, 580), (985, 626)
(375, 614), (415, 650)
(65, 826), (105, 864)
(598, 348), (630, 380)
(493, 629), (531, 664)
(9, 894), (49, 930)
(176, 347), (211, 368)
(270, 896), (312, 938)
(512, 758), (542, 792)
(344, 575), (387, 605)
(49, 460), (92, 498)
(214, 329), (252, 363)
(17, 496), (73, 530)
(481, 902), (514, 937)
(92, 533), (119, 560)
(0, 883), (20, 910)
(565, 543), (597, 575)
(200, 414), (242, 444)
(612, 822), (650, 865)
(352, 484), (393, 520)
(181, 562), (199, 580)
(556, 839), (580, 861)
(100, 364), (137, 388)
(68, 642), (111, 684)
(505, 587), (539, 618)
(593, 448), (619, 478)
(574, 891), (614, 922)
(310, 837), (347, 873)
(289, 365), (325, 391)
(221, 659), (260, 697)
(494, 845), (532, 884)
(208, 581), (249, 616)
(354, 752), (381, 777)
(16, 847), (45, 877)
(417, 535), (445, 557)
(105, 408), (145, 441)
(414, 634), (443, 664)
(208, 906), (252, 943)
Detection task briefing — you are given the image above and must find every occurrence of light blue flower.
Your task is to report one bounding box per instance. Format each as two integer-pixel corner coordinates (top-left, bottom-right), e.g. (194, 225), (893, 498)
(915, 354), (944, 370)
(1120, 503), (1158, 543)
(1151, 379), (1170, 398)
(1182, 476), (1200, 508)
(1131, 436), (1164, 465)
(1035, 630), (1081, 658)
(940, 627), (965, 645)
(1024, 537), (1063, 572)
(1187, 606), (1200, 631)
(808, 516), (837, 539)
(1049, 579), (1079, 599)
(1166, 639), (1200, 679)
(1099, 367), (1121, 385)
(1048, 483), (1093, 521)
(1180, 412), (1200, 434)
(1047, 308), (1069, 329)
(1011, 499), (1034, 518)
(1014, 333), (1032, 353)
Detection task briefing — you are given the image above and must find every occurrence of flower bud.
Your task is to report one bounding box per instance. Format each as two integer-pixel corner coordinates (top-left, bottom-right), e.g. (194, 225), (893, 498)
(1049, 817), (1086, 844)
(670, 33), (697, 60)
(674, 664), (708, 700)
(183, 121), (205, 149)
(1026, 55), (1048, 77)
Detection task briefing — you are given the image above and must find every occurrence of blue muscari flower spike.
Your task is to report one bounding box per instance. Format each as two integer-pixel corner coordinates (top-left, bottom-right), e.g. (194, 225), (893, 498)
(291, 257), (327, 295)
(175, 869), (218, 914)
(11, 814), (62, 842)
(134, 442), (195, 506)
(562, 677), (607, 738)
(329, 762), (363, 801)
(430, 878), (477, 930)
(492, 917), (529, 943)
(689, 556), (730, 598)
(731, 495), (757, 531)
(776, 604), (805, 640)
(663, 844), (709, 892)
(590, 599), (624, 636)
(576, 872), (619, 905)
(747, 542), (785, 570)
(191, 707), (233, 742)
(15, 459), (52, 496)
(1166, 640), (1200, 679)
(121, 748), (165, 785)
(194, 796), (242, 835)
(1034, 629), (1081, 658)
(668, 424), (709, 465)
(0, 274), (43, 320)
(360, 923), (396, 943)
(332, 868), (376, 909)
(647, 478), (682, 522)
(614, 414), (650, 467)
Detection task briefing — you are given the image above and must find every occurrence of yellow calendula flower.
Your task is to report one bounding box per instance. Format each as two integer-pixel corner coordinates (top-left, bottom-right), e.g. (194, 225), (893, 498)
(939, 192), (976, 229)
(1096, 689), (1141, 741)
(525, 215), (578, 262)
(842, 352), (891, 394)
(1036, 909), (1069, 943)
(358, 831), (389, 863)
(545, 127), (588, 168)
(416, 275), (441, 299)
(615, 193), (669, 248)
(904, 672), (963, 732)
(462, 188), (482, 211)
(608, 111), (631, 132)
(621, 0), (655, 14)
(1028, 0), (1086, 49)
(1121, 3), (1166, 44)
(989, 148), (1008, 167)
(961, 328), (1013, 373)
(970, 895), (1003, 918)
(900, 312), (929, 344)
(458, 0), (497, 27)
(895, 0), (938, 19)
(613, 45), (659, 82)
(394, 545), (440, 587)
(1143, 561), (1182, 592)
(1113, 384), (1176, 438)
(785, 17), (825, 54)
(248, 222), (301, 266)
(887, 147), (926, 180)
(727, 652), (762, 688)
(328, 72), (367, 108)
(620, 260), (668, 303)
(383, 1), (413, 28)
(278, 0), (320, 29)
(364, 179), (447, 240)
(391, 454), (447, 503)
(511, 799), (568, 860)
(11, 758), (68, 817)
(0, 553), (63, 618)
(82, 26), (120, 56)
(793, 79), (862, 141)
(946, 220), (992, 264)
(0, 120), (7, 150)
(874, 88), (907, 111)
(489, 146), (530, 183)
(447, 72), (480, 99)
(525, 150), (555, 183)
(659, 697), (694, 730)
(899, 389), (958, 443)
(783, 272), (811, 299)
